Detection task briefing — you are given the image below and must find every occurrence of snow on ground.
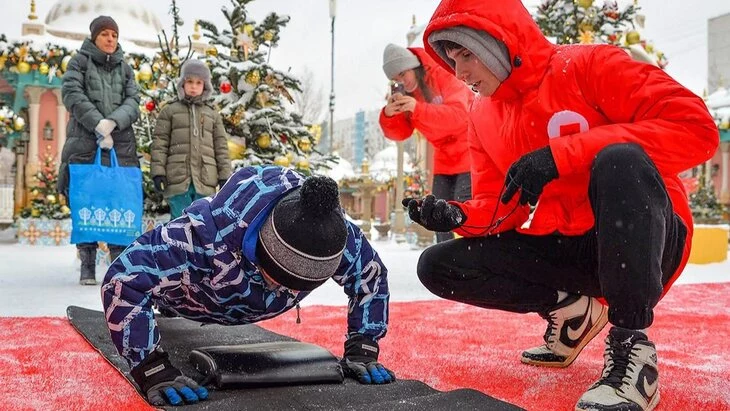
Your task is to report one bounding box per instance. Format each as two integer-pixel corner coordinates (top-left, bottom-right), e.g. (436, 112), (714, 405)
(1, 226), (728, 317)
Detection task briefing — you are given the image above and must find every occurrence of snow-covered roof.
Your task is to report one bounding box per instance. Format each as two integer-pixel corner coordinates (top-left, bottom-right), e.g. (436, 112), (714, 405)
(706, 88), (730, 127)
(322, 156), (355, 182)
(707, 88), (730, 109)
(43, 0), (162, 48)
(369, 144), (413, 183)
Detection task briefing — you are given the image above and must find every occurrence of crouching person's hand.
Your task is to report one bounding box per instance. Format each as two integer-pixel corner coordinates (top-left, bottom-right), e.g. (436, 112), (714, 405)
(130, 348), (209, 406)
(340, 334), (395, 384)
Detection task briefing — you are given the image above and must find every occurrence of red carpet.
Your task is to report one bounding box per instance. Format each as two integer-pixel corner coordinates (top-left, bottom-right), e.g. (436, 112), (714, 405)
(1, 282), (728, 411)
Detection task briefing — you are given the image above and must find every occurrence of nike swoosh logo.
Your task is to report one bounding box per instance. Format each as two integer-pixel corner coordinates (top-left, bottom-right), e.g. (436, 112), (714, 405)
(638, 364), (659, 399)
(567, 299), (592, 341)
(643, 374), (658, 398)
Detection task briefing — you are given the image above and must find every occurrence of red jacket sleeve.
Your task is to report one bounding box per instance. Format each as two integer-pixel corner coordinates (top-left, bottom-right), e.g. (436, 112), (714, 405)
(453, 118), (529, 237)
(379, 108), (414, 141)
(550, 46), (719, 177)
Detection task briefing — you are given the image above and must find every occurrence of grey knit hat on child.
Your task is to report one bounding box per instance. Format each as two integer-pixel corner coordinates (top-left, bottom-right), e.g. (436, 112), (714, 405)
(176, 59), (213, 100)
(382, 44), (421, 80)
(428, 26), (512, 82)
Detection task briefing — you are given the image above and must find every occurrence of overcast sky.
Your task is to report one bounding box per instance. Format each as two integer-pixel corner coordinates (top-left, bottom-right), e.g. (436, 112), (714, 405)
(4, 0), (730, 121)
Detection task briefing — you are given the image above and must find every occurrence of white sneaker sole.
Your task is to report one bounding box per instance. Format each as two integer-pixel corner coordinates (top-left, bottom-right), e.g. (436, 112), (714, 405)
(522, 305), (609, 368)
(574, 388), (660, 411)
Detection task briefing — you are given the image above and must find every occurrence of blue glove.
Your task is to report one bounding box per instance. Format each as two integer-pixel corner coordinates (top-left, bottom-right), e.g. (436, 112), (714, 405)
(130, 349), (209, 406)
(340, 334), (395, 384)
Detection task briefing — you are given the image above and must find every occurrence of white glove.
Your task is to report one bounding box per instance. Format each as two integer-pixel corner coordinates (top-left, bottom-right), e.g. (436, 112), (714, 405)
(95, 119), (117, 136)
(97, 133), (114, 150)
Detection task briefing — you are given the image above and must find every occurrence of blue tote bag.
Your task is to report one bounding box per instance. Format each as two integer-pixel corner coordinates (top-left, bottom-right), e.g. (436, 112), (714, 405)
(69, 147), (143, 245)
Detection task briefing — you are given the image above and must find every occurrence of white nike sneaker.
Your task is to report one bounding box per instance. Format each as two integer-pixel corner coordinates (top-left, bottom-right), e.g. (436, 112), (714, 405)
(575, 327), (660, 411)
(521, 294), (608, 368)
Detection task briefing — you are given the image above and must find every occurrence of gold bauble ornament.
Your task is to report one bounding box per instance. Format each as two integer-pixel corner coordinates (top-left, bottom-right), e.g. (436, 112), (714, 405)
(298, 137), (312, 152)
(244, 24), (255, 36)
(308, 124), (322, 144)
(256, 133), (271, 149)
(245, 70), (261, 85)
(227, 138), (246, 160)
(286, 152), (294, 162)
(626, 31), (641, 45)
(17, 61), (31, 74)
(31, 189), (39, 196)
(46, 194), (56, 203)
(31, 208), (40, 217)
(0, 56), (6, 70)
(577, 0), (593, 8)
(644, 43), (654, 53)
(139, 71), (152, 82)
(138, 64), (153, 82)
(205, 47), (218, 57)
(296, 158), (310, 170)
(263, 30), (274, 42)
(61, 205), (70, 214)
(39, 62), (49, 75)
(13, 117), (25, 131)
(274, 155), (290, 167)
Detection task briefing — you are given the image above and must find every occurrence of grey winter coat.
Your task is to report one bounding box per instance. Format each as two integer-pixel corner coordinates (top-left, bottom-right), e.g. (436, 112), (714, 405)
(58, 38), (140, 195)
(149, 80), (231, 197)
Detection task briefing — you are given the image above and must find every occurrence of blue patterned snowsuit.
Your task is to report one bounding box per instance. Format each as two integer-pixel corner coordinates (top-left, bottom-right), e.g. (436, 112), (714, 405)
(101, 166), (390, 368)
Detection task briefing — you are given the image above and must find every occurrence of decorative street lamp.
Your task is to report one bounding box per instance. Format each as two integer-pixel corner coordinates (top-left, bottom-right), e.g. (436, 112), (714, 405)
(43, 120), (54, 140)
(328, 0), (336, 150)
(13, 131), (30, 214)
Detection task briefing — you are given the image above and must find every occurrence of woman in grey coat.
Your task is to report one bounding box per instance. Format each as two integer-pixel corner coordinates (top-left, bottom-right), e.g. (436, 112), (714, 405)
(58, 16), (140, 285)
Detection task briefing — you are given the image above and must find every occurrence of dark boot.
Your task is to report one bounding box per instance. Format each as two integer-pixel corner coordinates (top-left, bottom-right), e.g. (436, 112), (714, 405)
(78, 245), (97, 285)
(108, 245), (126, 265)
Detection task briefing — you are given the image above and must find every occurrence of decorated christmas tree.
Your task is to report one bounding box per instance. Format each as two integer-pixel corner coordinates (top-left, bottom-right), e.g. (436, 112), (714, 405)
(688, 163), (727, 223)
(197, 0), (334, 173)
(126, 1), (194, 216)
(534, 0), (667, 68)
(20, 145), (70, 220)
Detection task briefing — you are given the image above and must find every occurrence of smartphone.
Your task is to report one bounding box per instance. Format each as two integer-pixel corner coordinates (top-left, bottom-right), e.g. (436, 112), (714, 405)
(390, 82), (405, 95)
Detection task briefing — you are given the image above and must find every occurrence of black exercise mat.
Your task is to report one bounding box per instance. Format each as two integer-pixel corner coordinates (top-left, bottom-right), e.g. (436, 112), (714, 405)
(67, 305), (523, 411)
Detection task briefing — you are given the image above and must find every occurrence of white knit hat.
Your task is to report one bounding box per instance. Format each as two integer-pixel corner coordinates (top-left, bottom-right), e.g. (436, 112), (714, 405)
(382, 44), (421, 80)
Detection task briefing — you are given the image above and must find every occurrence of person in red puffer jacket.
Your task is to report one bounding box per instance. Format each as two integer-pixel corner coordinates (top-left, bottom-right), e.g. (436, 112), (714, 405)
(379, 44), (474, 242)
(403, 1), (720, 410)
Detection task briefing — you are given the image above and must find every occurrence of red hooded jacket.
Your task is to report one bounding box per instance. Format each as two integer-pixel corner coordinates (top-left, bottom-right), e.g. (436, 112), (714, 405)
(423, 0), (719, 292)
(379, 48), (473, 175)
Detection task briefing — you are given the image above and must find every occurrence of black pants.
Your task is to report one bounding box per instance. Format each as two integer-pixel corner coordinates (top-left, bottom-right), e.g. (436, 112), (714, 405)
(417, 144), (686, 330)
(431, 172), (472, 243)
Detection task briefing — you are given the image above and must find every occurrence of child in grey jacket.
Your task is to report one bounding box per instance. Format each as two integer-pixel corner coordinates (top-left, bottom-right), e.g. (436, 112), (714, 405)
(150, 59), (232, 219)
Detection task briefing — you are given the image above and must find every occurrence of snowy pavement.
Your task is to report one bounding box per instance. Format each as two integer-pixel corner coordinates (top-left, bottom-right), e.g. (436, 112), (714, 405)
(1, 228), (729, 317)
